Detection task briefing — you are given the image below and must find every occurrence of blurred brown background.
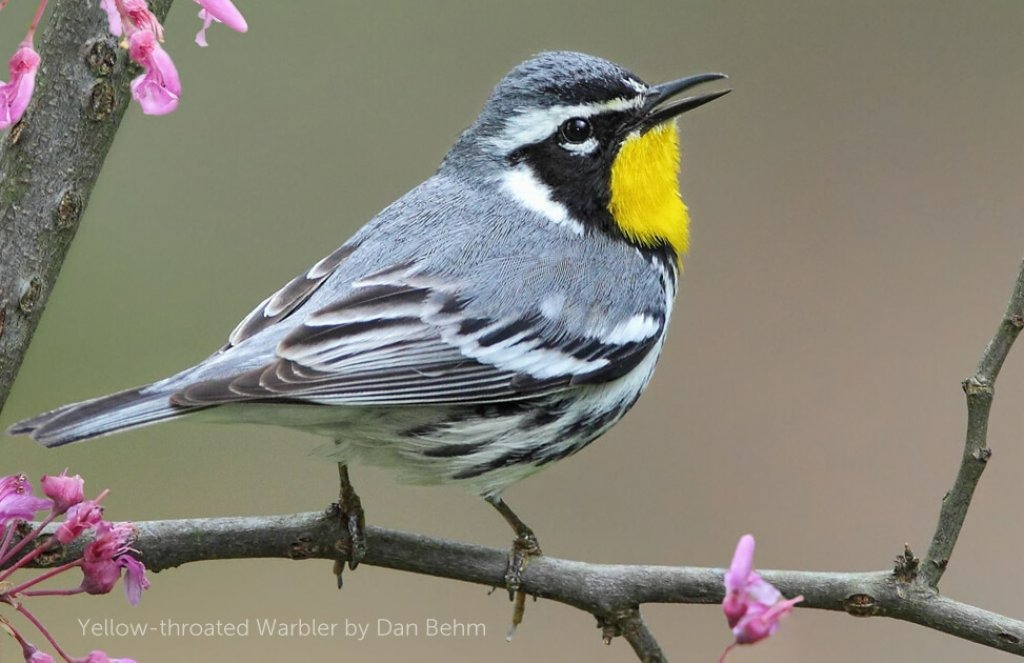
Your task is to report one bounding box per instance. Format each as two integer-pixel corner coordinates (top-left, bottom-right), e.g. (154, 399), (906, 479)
(3, 1), (1024, 661)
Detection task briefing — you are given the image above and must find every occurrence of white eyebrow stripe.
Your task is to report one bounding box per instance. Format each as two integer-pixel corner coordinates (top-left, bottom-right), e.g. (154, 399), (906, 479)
(488, 96), (643, 153)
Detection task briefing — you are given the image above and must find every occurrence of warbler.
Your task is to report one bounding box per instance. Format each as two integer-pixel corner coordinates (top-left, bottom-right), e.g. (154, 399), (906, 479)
(10, 51), (727, 587)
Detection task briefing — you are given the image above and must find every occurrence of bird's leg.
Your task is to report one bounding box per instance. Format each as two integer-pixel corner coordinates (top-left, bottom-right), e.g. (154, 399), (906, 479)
(486, 495), (541, 637)
(331, 461), (367, 587)
(486, 495), (542, 598)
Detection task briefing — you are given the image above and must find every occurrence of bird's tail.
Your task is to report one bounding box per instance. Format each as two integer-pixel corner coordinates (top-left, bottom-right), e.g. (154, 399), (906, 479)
(8, 387), (193, 448)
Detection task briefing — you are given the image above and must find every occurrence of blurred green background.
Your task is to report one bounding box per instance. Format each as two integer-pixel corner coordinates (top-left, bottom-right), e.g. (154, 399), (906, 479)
(3, 1), (1024, 661)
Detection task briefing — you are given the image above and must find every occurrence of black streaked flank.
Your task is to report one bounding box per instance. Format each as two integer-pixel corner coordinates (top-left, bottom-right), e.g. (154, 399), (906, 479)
(559, 406), (625, 440)
(533, 438), (594, 467)
(421, 441), (490, 458)
(526, 408), (562, 428)
(453, 446), (545, 480)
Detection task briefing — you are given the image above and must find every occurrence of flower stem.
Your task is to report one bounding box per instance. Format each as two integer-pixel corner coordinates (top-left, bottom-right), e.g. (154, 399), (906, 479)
(26, 0), (49, 41)
(15, 602), (73, 662)
(4, 559), (82, 596)
(0, 523), (16, 562)
(21, 587), (85, 598)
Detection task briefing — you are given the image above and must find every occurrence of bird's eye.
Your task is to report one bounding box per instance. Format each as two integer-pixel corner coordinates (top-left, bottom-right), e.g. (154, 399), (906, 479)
(559, 117), (593, 144)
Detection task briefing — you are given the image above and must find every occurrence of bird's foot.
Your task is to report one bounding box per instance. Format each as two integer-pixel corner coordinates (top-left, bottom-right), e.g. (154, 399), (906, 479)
(504, 528), (541, 640)
(505, 526), (541, 598)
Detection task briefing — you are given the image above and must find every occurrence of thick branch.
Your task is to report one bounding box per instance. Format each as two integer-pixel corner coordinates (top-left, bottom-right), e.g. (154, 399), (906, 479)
(0, 0), (174, 414)
(16, 512), (1024, 657)
(919, 258), (1024, 588)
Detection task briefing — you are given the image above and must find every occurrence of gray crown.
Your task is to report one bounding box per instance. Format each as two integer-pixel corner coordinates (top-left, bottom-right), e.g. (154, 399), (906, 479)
(444, 51), (647, 171)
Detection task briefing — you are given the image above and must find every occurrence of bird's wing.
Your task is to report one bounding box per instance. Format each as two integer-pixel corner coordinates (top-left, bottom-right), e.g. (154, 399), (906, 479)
(222, 243), (359, 349)
(171, 261), (665, 407)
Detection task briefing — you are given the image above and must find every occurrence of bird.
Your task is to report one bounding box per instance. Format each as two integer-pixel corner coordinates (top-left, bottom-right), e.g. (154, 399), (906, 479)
(10, 51), (728, 594)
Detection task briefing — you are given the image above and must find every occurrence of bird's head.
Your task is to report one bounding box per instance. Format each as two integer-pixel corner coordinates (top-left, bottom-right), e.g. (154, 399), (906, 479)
(444, 51), (729, 262)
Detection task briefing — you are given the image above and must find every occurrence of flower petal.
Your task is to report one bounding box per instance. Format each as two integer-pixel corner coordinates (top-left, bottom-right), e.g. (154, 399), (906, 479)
(724, 534), (754, 592)
(118, 555), (150, 606)
(128, 32), (180, 116)
(0, 43), (40, 130)
(196, 0), (247, 32)
(41, 469), (85, 514)
(99, 0), (123, 36)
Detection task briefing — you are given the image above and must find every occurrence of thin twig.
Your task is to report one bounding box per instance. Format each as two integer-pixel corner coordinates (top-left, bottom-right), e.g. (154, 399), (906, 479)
(606, 608), (667, 663)
(10, 512), (1024, 658)
(918, 258), (1024, 588)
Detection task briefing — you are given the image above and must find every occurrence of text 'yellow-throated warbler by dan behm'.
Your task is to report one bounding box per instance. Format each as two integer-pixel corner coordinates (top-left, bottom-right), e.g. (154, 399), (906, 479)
(11, 51), (728, 595)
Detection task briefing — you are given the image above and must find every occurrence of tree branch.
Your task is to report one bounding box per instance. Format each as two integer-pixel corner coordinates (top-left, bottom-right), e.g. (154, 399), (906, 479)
(0, 0), (174, 415)
(604, 608), (667, 663)
(14, 512), (1024, 658)
(918, 257), (1024, 588)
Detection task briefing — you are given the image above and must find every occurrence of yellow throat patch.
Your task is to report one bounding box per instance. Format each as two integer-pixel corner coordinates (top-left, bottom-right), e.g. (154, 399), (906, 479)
(607, 122), (689, 261)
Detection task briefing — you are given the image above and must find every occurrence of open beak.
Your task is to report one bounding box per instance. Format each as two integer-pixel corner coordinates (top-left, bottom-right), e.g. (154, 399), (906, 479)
(640, 73), (730, 130)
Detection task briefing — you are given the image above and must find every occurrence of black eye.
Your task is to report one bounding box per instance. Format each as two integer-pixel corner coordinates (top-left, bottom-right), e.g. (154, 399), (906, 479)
(559, 117), (593, 144)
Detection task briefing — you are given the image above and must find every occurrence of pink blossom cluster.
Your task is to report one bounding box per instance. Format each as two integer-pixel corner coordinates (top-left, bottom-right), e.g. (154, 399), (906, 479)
(718, 534), (803, 661)
(101, 0), (246, 115)
(0, 0), (246, 126)
(0, 471), (148, 663)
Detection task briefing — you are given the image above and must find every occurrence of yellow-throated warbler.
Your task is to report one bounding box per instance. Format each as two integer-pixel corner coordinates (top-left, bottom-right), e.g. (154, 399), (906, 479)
(11, 51), (728, 586)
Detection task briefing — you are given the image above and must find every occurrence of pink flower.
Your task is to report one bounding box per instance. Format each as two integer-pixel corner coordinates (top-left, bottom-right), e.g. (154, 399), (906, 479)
(55, 499), (104, 544)
(79, 522), (147, 604)
(110, 0), (164, 41)
(0, 473), (51, 526)
(128, 30), (180, 115)
(40, 470), (85, 515)
(119, 555), (150, 605)
(83, 522), (135, 563)
(0, 42), (40, 130)
(719, 535), (803, 660)
(100, 0), (178, 115)
(194, 0), (247, 46)
(80, 557), (122, 595)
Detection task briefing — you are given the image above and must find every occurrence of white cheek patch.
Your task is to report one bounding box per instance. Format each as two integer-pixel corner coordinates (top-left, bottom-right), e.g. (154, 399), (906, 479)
(487, 96), (642, 154)
(497, 165), (585, 235)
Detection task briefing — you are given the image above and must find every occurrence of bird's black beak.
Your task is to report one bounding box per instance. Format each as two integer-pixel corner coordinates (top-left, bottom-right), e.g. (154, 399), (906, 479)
(640, 73), (730, 130)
